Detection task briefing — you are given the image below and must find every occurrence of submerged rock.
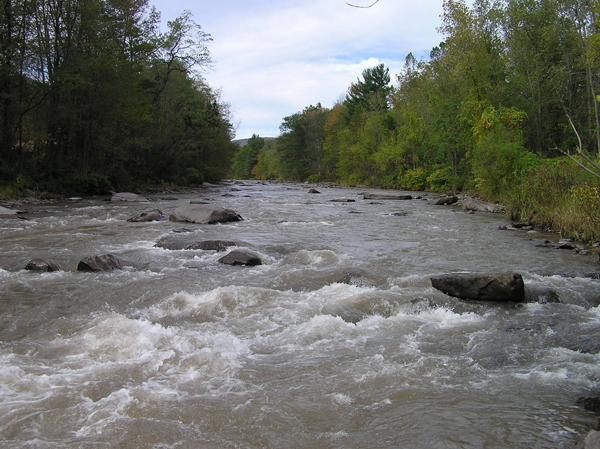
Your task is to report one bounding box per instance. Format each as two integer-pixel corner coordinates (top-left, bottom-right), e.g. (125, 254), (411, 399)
(127, 209), (165, 222)
(337, 271), (376, 288)
(185, 240), (238, 251)
(430, 272), (525, 302)
(24, 258), (61, 272)
(169, 204), (242, 224)
(77, 254), (123, 272)
(111, 192), (149, 202)
(155, 237), (239, 252)
(218, 250), (262, 266)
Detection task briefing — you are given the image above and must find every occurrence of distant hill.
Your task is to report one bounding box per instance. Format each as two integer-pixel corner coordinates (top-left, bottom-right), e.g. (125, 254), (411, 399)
(232, 137), (276, 147)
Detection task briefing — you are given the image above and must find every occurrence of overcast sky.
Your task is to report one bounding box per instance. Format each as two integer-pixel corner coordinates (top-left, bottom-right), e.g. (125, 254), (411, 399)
(149, 0), (448, 139)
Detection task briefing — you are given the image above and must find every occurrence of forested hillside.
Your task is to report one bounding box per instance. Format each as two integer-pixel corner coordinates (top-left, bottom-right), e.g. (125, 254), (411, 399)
(232, 0), (600, 242)
(0, 0), (236, 194)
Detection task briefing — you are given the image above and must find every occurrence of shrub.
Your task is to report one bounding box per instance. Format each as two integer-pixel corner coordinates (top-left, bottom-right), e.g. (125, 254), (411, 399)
(426, 167), (455, 192)
(306, 174), (323, 183)
(401, 168), (427, 191)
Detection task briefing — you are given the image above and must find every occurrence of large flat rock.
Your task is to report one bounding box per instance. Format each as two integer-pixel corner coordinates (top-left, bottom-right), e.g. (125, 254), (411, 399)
(363, 193), (412, 200)
(111, 192), (149, 202)
(169, 204), (242, 224)
(0, 206), (24, 217)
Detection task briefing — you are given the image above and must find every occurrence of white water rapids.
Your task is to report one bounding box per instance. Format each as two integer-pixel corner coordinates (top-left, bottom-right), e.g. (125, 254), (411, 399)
(1, 181), (600, 448)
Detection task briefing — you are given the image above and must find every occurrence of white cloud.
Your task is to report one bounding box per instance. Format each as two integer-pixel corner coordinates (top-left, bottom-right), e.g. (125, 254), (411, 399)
(150, 0), (447, 138)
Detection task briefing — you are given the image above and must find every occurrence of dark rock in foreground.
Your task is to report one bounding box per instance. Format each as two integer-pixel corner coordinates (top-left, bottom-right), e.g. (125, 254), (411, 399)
(77, 254), (123, 272)
(218, 250), (262, 266)
(111, 192), (149, 202)
(127, 209), (164, 222)
(24, 258), (61, 272)
(169, 204), (242, 224)
(430, 272), (525, 302)
(363, 193), (412, 200)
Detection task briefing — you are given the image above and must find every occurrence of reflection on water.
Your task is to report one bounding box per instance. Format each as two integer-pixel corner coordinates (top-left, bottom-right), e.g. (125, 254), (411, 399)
(1, 181), (599, 448)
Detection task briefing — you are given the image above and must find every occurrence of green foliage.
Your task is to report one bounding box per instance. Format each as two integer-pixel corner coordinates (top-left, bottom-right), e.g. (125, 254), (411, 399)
(401, 168), (428, 191)
(306, 174), (323, 183)
(253, 141), (284, 180)
(276, 104), (328, 181)
(506, 159), (600, 241)
(345, 63), (392, 120)
(230, 134), (265, 179)
(183, 168), (205, 185)
(427, 167), (455, 192)
(0, 1), (234, 193)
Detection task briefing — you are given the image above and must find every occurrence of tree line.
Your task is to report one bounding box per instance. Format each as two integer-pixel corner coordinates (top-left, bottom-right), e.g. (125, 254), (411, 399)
(231, 0), (600, 242)
(0, 0), (236, 194)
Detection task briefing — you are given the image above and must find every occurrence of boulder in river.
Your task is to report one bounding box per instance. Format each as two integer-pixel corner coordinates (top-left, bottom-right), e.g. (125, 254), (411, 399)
(77, 254), (123, 272)
(430, 272), (525, 302)
(24, 258), (61, 272)
(127, 209), (165, 222)
(434, 196), (458, 205)
(363, 193), (412, 200)
(111, 192), (149, 202)
(308, 188), (321, 194)
(169, 204), (243, 224)
(218, 250), (262, 266)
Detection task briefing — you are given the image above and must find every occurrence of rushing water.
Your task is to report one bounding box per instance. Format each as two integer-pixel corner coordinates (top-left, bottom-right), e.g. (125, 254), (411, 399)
(1, 181), (600, 448)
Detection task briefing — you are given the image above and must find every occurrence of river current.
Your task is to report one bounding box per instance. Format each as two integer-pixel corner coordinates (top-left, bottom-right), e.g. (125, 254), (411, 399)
(1, 181), (600, 448)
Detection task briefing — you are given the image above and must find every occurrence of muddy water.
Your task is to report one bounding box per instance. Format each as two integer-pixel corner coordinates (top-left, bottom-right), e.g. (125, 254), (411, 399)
(1, 181), (600, 448)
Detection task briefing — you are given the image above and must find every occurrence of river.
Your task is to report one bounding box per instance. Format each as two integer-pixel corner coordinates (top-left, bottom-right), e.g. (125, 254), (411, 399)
(1, 180), (600, 448)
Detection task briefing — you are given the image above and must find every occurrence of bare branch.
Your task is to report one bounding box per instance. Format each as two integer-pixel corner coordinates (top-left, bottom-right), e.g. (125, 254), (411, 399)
(346, 0), (380, 8)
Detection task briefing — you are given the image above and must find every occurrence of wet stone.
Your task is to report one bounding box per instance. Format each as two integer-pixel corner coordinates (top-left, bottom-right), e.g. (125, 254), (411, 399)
(24, 258), (61, 272)
(218, 250), (262, 266)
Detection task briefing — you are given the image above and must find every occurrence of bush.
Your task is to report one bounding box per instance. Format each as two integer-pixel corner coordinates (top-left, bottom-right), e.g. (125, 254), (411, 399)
(426, 167), (455, 192)
(505, 158), (600, 242)
(184, 167), (205, 185)
(401, 168), (427, 190)
(70, 173), (114, 195)
(306, 174), (323, 183)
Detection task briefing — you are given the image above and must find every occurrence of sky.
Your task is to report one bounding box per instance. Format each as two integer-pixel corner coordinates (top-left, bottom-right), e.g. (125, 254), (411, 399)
(149, 0), (448, 139)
